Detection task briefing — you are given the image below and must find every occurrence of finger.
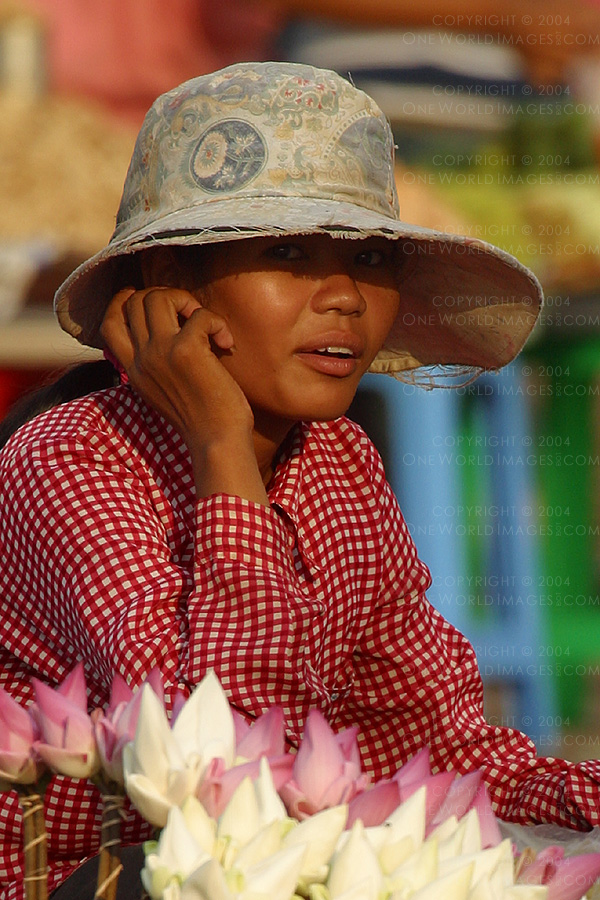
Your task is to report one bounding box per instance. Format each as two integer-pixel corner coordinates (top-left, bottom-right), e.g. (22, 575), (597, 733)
(124, 295), (158, 363)
(143, 288), (202, 340)
(175, 292), (203, 321)
(144, 285), (203, 320)
(99, 287), (136, 367)
(185, 307), (235, 351)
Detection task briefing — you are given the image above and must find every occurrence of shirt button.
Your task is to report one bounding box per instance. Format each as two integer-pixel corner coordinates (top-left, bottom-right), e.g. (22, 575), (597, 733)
(331, 691), (340, 701)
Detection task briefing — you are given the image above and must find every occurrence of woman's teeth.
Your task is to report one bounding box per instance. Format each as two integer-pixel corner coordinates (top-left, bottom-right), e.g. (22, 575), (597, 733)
(315, 347), (353, 356)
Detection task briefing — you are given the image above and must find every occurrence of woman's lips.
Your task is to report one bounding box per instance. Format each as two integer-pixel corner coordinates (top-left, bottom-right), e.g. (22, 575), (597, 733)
(295, 349), (359, 377)
(294, 332), (364, 376)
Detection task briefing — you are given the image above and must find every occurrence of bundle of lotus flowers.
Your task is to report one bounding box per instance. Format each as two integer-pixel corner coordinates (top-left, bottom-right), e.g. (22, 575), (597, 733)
(1, 666), (600, 900)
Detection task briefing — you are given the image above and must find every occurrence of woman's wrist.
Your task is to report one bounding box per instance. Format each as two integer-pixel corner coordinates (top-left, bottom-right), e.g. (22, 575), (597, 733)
(190, 435), (270, 506)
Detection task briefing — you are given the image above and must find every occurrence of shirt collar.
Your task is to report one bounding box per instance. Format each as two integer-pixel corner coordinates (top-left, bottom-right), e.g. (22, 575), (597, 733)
(267, 422), (308, 525)
(268, 421), (331, 573)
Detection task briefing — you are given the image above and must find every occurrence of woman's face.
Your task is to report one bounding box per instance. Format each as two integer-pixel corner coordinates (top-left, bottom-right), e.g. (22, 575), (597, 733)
(186, 234), (401, 437)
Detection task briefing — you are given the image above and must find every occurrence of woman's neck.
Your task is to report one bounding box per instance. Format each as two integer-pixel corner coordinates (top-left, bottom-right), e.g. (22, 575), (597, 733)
(252, 414), (297, 487)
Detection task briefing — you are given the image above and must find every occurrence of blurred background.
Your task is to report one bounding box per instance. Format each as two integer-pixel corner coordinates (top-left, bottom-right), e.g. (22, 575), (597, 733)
(1, 0), (600, 757)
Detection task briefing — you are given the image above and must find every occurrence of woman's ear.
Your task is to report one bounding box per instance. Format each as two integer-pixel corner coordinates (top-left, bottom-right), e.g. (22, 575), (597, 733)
(139, 247), (184, 288)
(139, 247), (209, 305)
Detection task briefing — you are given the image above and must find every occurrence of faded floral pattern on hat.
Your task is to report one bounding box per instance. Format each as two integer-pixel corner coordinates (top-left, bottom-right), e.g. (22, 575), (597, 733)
(115, 63), (398, 243)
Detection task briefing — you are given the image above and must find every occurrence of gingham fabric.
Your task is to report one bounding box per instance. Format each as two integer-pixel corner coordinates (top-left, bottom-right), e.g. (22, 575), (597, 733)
(2, 385), (600, 897)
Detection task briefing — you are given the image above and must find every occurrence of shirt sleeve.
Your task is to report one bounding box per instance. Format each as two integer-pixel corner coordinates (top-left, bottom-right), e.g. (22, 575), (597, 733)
(328, 435), (600, 830)
(184, 493), (336, 722)
(0, 426), (329, 732)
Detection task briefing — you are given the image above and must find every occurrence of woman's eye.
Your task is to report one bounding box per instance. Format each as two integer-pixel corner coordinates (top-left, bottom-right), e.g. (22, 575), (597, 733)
(268, 243), (304, 261)
(355, 249), (385, 267)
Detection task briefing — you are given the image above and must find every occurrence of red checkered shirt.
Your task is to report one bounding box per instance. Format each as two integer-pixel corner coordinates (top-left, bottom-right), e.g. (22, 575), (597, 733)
(1, 383), (600, 897)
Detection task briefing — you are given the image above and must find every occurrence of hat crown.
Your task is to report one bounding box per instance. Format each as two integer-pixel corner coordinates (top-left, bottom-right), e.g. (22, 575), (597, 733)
(114, 61), (399, 241)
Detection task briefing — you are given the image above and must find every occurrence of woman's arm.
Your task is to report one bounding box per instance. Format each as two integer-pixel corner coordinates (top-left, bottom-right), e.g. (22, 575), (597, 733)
(328, 441), (600, 828)
(0, 398), (329, 736)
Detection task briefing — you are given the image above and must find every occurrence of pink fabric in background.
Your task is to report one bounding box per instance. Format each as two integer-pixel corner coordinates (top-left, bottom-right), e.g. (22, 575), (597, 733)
(26, 0), (282, 125)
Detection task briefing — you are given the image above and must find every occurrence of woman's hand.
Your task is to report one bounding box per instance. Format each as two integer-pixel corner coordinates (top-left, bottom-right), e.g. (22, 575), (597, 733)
(100, 287), (269, 505)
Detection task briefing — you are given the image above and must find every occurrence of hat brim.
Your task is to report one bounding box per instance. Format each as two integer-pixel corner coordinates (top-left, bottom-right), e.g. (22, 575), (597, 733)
(54, 195), (543, 379)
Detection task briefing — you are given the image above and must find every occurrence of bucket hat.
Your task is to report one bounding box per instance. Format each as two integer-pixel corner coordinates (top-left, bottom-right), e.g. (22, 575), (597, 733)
(54, 61), (543, 385)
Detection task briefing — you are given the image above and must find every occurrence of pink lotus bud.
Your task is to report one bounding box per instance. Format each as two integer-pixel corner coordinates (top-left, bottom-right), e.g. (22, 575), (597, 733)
(32, 663), (99, 780)
(0, 688), (44, 784)
(92, 668), (165, 784)
(279, 710), (369, 819)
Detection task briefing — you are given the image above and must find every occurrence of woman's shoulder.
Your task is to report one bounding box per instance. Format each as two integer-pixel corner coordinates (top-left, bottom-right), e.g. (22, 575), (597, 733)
(304, 416), (388, 488)
(0, 384), (139, 466)
(308, 416), (384, 466)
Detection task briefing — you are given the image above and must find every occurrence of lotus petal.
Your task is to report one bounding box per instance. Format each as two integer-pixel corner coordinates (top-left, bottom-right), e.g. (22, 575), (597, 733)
(439, 839), (514, 888)
(437, 809), (481, 861)
(503, 888), (549, 899)
(402, 770), (455, 832)
(467, 874), (500, 900)
(218, 777), (261, 849)
(123, 770), (177, 828)
(347, 779), (401, 827)
(546, 853), (600, 900)
(334, 725), (362, 771)
(33, 672), (99, 777)
(241, 843), (306, 900)
(197, 757), (249, 820)
(328, 819), (383, 900)
(123, 685), (193, 825)
(332, 879), (382, 900)
(518, 846), (564, 885)
(142, 805), (210, 898)
(54, 662), (87, 708)
(180, 857), (232, 900)
(428, 813), (459, 843)
(283, 804), (348, 884)
(0, 690), (38, 743)
(431, 771), (483, 828)
(180, 795), (217, 857)
(106, 673), (134, 712)
(388, 836), (438, 894)
(470, 783), (503, 849)
(235, 707), (286, 761)
(290, 709), (346, 804)
(409, 862), (474, 900)
(33, 680), (94, 751)
(378, 835), (415, 875)
(0, 690), (43, 783)
(393, 748), (432, 788)
(35, 743), (97, 780)
(386, 784), (427, 847)
(173, 672), (235, 773)
(253, 757), (287, 824)
(233, 820), (283, 871)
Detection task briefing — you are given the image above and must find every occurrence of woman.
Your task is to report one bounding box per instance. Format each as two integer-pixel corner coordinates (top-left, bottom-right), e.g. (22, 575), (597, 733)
(3, 62), (594, 899)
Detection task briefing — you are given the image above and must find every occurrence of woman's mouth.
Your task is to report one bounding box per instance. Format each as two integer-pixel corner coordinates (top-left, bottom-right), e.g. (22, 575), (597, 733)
(295, 345), (359, 376)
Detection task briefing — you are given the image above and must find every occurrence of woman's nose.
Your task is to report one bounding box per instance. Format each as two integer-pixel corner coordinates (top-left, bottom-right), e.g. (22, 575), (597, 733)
(310, 272), (366, 316)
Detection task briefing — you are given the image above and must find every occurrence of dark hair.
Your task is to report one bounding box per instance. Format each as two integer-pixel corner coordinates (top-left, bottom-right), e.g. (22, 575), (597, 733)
(0, 244), (214, 451)
(0, 360), (119, 450)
